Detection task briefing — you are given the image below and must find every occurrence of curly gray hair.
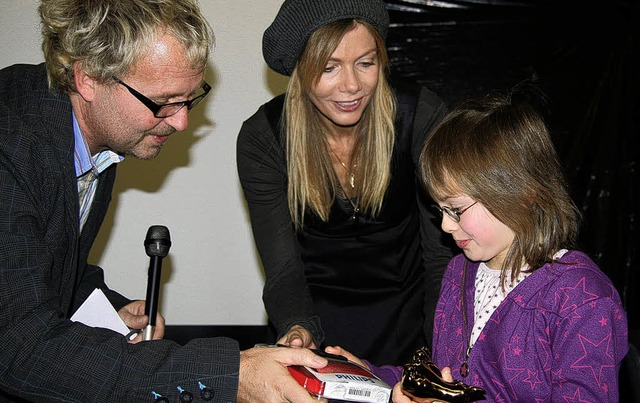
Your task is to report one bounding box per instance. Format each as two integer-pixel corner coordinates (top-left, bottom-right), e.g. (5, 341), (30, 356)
(39, 0), (214, 93)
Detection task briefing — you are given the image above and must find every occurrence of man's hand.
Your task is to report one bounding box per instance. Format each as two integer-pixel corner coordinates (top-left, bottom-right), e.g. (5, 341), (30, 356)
(276, 325), (316, 348)
(117, 300), (165, 343)
(237, 346), (328, 403)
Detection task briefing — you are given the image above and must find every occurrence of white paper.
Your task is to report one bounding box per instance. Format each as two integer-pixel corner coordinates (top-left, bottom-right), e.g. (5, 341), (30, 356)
(70, 288), (130, 336)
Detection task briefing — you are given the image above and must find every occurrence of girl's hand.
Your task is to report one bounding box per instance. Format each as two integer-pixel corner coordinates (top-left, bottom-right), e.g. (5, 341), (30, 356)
(392, 367), (454, 403)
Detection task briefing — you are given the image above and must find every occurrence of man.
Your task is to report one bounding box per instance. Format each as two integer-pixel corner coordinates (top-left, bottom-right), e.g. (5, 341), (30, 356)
(0, 0), (326, 401)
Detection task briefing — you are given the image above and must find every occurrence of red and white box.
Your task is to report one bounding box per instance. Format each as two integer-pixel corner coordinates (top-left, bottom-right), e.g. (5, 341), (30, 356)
(288, 357), (391, 402)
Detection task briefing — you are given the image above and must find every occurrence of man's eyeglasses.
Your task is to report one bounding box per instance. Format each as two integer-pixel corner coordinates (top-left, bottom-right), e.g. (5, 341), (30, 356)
(114, 78), (211, 118)
(432, 201), (478, 223)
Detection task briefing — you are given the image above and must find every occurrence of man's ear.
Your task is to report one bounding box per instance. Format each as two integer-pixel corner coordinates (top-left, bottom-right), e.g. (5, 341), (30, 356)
(73, 61), (97, 102)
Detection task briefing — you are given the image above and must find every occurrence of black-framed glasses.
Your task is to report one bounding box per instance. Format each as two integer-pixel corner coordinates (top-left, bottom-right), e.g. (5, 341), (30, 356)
(114, 78), (211, 118)
(432, 201), (478, 223)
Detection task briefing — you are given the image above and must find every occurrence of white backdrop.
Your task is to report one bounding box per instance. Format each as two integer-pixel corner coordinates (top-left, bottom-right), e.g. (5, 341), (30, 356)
(0, 0), (289, 325)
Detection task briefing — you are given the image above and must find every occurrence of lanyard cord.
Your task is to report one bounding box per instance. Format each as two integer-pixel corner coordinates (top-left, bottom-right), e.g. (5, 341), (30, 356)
(461, 259), (470, 378)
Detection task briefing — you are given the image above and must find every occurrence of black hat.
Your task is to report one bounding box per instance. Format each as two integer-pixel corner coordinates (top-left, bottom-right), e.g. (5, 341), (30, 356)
(263, 0), (389, 76)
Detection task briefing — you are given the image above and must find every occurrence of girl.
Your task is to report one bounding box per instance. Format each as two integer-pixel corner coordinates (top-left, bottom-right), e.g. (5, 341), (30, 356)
(329, 89), (628, 401)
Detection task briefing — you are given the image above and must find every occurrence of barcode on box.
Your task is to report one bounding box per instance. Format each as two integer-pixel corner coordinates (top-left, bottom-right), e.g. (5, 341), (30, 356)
(348, 388), (372, 397)
(288, 357), (392, 402)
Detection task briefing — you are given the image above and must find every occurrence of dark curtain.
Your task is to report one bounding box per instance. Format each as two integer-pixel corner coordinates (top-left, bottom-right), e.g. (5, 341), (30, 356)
(385, 0), (638, 341)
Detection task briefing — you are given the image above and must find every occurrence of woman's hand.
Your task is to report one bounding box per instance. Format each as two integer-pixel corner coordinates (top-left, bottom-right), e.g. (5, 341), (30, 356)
(277, 325), (316, 348)
(324, 345), (367, 369)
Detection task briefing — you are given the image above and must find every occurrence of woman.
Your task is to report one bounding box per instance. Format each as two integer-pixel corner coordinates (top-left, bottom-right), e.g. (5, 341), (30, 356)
(237, 0), (453, 365)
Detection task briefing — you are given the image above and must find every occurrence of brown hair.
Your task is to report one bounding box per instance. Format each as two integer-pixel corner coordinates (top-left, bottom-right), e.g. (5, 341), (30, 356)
(420, 91), (580, 281)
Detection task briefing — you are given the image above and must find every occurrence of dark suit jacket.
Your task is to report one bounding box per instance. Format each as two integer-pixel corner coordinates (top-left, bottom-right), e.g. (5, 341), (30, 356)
(0, 64), (239, 402)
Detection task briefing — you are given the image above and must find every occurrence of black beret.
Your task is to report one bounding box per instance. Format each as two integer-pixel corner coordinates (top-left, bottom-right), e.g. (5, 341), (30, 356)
(263, 0), (389, 76)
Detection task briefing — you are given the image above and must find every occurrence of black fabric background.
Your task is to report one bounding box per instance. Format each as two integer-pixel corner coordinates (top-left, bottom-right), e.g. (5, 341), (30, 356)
(384, 0), (639, 345)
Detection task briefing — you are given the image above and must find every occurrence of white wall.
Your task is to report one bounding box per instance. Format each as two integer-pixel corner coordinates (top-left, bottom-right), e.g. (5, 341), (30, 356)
(0, 0), (289, 325)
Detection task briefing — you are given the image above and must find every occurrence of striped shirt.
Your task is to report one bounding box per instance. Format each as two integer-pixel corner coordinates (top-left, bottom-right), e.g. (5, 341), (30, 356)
(73, 113), (123, 231)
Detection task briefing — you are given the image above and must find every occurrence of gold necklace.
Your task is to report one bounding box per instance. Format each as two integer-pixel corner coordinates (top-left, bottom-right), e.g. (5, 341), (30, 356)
(328, 145), (359, 221)
(328, 146), (356, 189)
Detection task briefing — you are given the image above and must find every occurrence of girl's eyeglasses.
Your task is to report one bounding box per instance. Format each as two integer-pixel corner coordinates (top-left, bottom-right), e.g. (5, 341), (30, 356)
(432, 201), (478, 223)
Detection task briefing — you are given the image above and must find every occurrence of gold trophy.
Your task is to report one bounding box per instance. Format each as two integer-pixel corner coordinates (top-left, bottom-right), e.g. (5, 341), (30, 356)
(401, 347), (485, 402)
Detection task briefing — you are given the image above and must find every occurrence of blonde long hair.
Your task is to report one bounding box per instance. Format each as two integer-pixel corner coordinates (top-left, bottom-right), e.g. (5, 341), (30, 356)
(285, 19), (396, 228)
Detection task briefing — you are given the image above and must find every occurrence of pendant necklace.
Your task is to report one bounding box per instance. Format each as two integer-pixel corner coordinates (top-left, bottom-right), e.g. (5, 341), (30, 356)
(329, 146), (356, 189)
(460, 260), (528, 378)
(328, 145), (359, 220)
(461, 262), (501, 378)
(460, 259), (471, 378)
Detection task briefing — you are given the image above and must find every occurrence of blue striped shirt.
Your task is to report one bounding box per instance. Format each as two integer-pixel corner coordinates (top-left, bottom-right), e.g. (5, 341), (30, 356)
(73, 112), (123, 230)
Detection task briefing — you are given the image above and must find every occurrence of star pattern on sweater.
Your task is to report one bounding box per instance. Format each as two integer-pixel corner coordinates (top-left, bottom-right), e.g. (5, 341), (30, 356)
(551, 368), (568, 389)
(558, 277), (599, 316)
(571, 333), (614, 389)
(537, 335), (552, 369)
(522, 369), (543, 390)
(562, 387), (591, 402)
(488, 378), (510, 402)
(614, 307), (624, 321)
(444, 339), (466, 371)
(490, 348), (526, 399)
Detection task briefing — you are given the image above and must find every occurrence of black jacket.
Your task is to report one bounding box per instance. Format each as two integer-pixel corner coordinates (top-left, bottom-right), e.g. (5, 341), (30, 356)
(0, 63), (239, 402)
(237, 77), (454, 365)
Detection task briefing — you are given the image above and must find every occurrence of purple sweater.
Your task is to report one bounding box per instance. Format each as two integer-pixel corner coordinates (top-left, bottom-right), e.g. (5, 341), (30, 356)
(369, 251), (628, 401)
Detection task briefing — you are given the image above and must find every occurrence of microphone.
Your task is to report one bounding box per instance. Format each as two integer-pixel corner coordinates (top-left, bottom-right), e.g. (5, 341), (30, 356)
(142, 225), (171, 341)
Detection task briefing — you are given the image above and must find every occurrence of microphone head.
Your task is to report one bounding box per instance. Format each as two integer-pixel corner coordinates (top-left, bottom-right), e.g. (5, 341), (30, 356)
(144, 225), (172, 257)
